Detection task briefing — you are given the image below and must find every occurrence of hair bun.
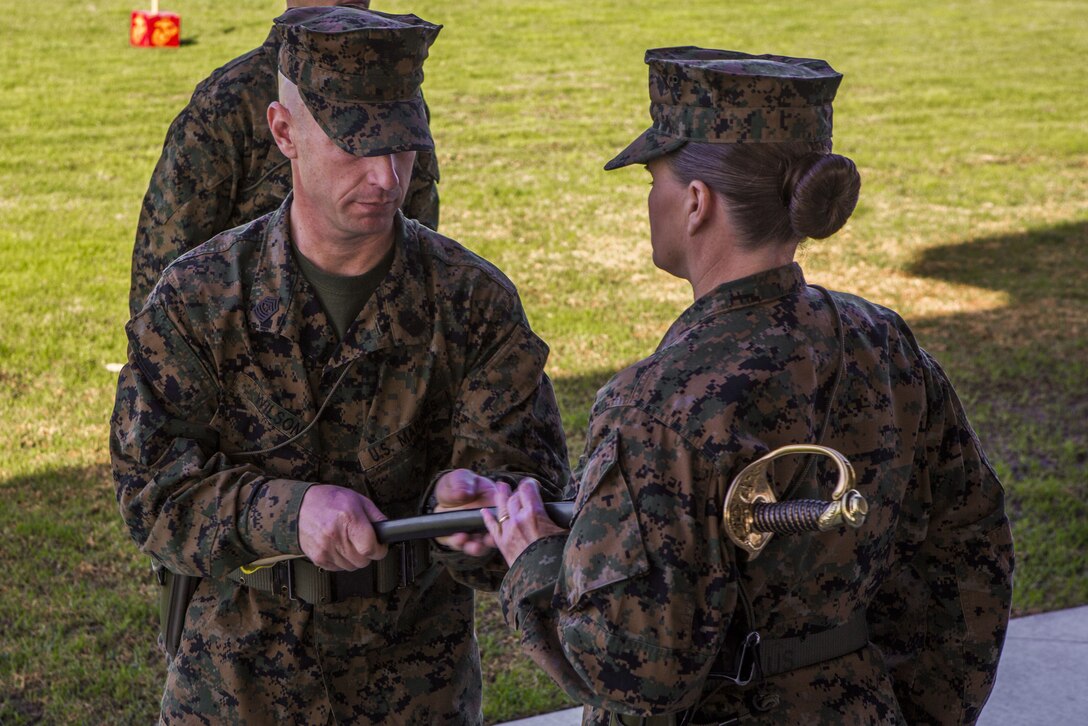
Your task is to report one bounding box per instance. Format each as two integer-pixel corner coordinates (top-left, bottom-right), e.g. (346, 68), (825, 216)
(787, 154), (861, 239)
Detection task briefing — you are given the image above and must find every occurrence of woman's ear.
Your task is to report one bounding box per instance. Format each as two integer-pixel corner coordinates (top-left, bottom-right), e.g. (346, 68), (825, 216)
(267, 101), (297, 159)
(686, 179), (714, 236)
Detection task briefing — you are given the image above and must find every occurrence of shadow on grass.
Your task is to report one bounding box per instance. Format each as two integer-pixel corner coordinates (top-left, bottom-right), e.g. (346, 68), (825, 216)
(0, 464), (164, 725)
(906, 219), (1087, 469)
(906, 219), (1088, 614)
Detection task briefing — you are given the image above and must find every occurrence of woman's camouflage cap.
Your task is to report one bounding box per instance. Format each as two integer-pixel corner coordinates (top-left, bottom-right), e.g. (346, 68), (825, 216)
(605, 47), (842, 170)
(274, 6), (441, 157)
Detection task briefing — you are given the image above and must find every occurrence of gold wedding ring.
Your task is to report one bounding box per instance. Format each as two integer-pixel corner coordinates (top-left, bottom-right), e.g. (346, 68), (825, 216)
(497, 513), (510, 525)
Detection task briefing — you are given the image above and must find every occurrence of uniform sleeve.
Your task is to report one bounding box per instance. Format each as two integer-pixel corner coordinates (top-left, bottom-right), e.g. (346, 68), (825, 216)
(425, 290), (571, 589)
(498, 406), (736, 716)
(110, 295), (312, 578)
(130, 100), (241, 317)
(871, 352), (1014, 724)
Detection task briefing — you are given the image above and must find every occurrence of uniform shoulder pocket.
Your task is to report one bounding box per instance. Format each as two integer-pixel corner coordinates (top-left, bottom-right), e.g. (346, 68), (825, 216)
(573, 429), (618, 513)
(563, 430), (650, 609)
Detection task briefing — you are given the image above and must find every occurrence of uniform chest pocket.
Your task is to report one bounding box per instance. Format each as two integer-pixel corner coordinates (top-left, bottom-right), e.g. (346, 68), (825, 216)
(358, 417), (430, 518)
(563, 430), (650, 610)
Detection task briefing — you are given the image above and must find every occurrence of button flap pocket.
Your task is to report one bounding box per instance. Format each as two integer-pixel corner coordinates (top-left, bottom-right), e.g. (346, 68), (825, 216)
(564, 431), (649, 609)
(573, 429), (619, 515)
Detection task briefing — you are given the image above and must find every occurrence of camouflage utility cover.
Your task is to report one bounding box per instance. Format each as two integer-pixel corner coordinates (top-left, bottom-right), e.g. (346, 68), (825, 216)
(500, 264), (1013, 724)
(276, 6), (440, 158)
(111, 201), (569, 723)
(130, 2), (440, 317)
(606, 47), (842, 170)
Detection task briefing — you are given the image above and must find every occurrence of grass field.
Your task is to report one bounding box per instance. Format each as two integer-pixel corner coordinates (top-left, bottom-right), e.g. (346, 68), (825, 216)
(1, 0), (1086, 723)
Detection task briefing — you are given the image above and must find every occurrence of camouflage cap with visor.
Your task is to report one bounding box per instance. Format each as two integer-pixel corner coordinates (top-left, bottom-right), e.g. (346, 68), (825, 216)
(605, 47), (842, 170)
(274, 5), (441, 157)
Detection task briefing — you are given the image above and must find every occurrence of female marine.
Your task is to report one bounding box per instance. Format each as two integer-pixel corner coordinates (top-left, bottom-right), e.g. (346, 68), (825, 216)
(483, 48), (1013, 725)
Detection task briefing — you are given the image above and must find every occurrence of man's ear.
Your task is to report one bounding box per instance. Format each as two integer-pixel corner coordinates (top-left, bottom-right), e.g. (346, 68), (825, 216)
(267, 101), (297, 159)
(686, 179), (714, 236)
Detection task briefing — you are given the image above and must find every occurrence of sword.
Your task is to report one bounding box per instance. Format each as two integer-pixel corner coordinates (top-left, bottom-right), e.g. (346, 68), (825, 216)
(722, 444), (869, 559)
(241, 445), (867, 572)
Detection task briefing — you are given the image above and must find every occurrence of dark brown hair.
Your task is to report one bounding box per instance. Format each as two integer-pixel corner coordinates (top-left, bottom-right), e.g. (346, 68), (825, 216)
(666, 140), (861, 248)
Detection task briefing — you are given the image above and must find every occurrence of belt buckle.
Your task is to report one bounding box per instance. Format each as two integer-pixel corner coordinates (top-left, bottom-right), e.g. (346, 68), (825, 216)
(732, 631), (761, 686)
(285, 560), (297, 600)
(273, 561), (298, 601)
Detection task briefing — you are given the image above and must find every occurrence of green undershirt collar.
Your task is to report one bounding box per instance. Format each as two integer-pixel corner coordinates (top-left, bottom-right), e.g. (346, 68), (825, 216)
(294, 242), (395, 340)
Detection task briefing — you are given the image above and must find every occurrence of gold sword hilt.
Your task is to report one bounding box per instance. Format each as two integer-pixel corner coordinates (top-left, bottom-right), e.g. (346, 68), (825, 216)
(722, 444), (868, 559)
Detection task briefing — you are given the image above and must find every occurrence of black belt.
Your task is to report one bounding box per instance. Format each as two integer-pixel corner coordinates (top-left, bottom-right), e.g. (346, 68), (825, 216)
(610, 611), (869, 726)
(756, 610), (868, 678)
(227, 540), (431, 605)
(724, 608), (869, 683)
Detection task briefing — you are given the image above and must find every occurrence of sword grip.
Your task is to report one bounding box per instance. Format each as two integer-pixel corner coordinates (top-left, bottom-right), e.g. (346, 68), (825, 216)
(751, 499), (827, 534)
(722, 445), (868, 558)
(751, 490), (868, 535)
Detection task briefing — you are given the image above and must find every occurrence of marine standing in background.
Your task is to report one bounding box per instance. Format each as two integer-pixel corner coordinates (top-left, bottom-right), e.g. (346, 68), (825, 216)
(111, 7), (568, 723)
(482, 48), (1014, 725)
(129, 0), (441, 317)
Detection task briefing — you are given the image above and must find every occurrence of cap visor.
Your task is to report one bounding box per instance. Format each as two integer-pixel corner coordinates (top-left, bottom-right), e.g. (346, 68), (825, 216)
(604, 128), (687, 171)
(301, 89), (434, 157)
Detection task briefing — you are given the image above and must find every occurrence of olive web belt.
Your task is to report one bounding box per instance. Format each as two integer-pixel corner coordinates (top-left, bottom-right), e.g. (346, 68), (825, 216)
(227, 540), (431, 604)
(709, 608), (870, 688)
(611, 611), (870, 726)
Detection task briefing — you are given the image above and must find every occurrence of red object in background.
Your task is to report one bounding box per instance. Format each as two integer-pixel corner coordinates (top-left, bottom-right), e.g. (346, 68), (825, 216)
(130, 10), (181, 47)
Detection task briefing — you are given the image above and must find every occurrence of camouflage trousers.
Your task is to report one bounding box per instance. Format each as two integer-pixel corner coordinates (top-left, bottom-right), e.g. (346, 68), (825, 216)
(160, 566), (484, 725)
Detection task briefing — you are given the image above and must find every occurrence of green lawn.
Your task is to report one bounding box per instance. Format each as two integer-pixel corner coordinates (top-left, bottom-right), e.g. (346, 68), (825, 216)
(1, 0), (1085, 723)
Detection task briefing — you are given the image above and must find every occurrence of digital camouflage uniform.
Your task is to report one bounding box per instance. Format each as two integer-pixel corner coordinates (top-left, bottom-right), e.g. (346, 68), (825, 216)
(111, 8), (569, 724)
(112, 200), (569, 723)
(129, 0), (441, 318)
(499, 50), (1013, 726)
